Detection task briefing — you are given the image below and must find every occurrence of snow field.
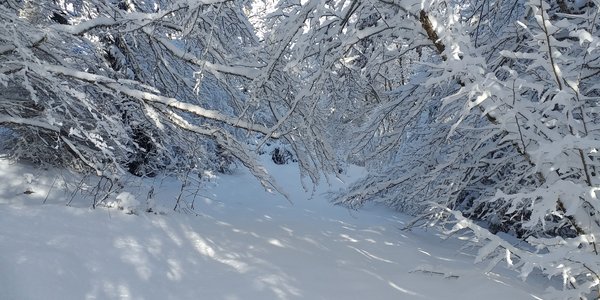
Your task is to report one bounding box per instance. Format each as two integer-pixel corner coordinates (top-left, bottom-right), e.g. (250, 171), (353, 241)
(0, 158), (547, 299)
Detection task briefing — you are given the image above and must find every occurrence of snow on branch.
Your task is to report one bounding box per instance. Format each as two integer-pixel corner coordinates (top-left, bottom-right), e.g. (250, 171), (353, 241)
(39, 64), (278, 138)
(0, 115), (60, 132)
(106, 82), (278, 137)
(149, 33), (258, 80)
(51, 0), (235, 35)
(52, 17), (116, 35)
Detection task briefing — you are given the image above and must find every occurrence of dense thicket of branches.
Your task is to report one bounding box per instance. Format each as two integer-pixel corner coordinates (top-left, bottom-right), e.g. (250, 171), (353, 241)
(0, 0), (338, 196)
(317, 0), (599, 298)
(1, 0), (599, 298)
(250, 0), (600, 298)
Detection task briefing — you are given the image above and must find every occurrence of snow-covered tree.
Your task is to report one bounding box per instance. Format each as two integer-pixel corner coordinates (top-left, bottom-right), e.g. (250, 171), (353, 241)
(283, 0), (600, 298)
(0, 0), (338, 196)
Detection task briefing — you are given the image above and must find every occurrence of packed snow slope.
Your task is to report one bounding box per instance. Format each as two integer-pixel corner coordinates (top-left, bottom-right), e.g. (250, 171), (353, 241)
(0, 157), (547, 300)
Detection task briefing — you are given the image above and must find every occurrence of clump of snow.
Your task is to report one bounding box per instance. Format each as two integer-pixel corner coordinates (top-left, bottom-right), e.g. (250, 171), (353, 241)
(22, 173), (36, 194)
(23, 173), (35, 184)
(116, 192), (139, 213)
(104, 192), (141, 214)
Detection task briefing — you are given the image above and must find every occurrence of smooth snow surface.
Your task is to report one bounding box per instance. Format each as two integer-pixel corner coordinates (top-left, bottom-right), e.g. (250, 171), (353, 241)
(0, 158), (547, 299)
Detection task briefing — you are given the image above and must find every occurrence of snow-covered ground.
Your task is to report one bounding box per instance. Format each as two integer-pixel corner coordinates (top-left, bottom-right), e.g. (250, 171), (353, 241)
(0, 157), (548, 299)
